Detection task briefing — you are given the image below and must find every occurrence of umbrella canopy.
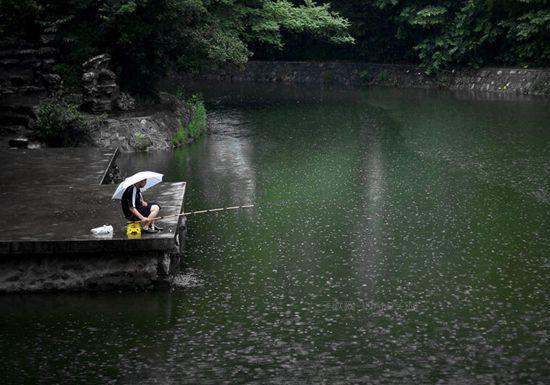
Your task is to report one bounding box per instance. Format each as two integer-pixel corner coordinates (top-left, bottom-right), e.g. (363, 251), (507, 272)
(111, 171), (163, 200)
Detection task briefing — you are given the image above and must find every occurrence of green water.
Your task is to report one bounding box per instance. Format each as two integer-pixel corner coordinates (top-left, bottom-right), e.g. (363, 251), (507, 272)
(2, 84), (549, 384)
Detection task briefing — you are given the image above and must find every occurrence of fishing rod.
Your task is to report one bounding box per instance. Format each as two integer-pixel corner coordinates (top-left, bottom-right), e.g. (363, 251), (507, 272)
(158, 204), (254, 219)
(158, 194), (347, 220)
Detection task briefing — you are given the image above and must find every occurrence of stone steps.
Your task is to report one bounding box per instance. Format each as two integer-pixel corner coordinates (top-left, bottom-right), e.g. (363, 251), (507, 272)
(0, 101), (39, 118)
(0, 69), (35, 86)
(0, 47), (58, 59)
(2, 85), (48, 96)
(0, 58), (56, 72)
(0, 43), (59, 99)
(0, 124), (28, 135)
(0, 96), (41, 136)
(0, 38), (34, 50)
(0, 28), (61, 139)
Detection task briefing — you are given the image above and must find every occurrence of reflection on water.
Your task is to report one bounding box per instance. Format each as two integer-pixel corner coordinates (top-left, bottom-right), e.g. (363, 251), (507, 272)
(354, 131), (386, 294)
(1, 83), (549, 384)
(197, 110), (257, 207)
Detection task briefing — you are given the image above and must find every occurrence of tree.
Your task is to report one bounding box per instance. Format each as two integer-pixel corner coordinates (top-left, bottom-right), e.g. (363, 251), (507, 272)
(1, 0), (353, 93)
(354, 0), (549, 72)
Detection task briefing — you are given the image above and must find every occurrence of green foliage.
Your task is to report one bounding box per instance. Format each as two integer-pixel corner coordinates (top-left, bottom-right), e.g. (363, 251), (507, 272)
(252, 1), (353, 47)
(174, 95), (207, 146)
(368, 0), (550, 72)
(0, 0), (42, 39)
(498, 8), (550, 65)
(133, 131), (151, 151)
(53, 63), (80, 91)
(259, 0), (549, 72)
(401, 1), (499, 73)
(359, 69), (371, 81)
(36, 95), (84, 146)
(187, 95), (207, 139)
(3, 0), (548, 82)
(1, 0), (352, 94)
(405, 5), (448, 27)
(377, 69), (389, 82)
(173, 128), (186, 147)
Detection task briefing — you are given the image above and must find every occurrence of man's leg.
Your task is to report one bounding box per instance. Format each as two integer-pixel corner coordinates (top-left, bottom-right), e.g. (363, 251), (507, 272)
(148, 204), (160, 230)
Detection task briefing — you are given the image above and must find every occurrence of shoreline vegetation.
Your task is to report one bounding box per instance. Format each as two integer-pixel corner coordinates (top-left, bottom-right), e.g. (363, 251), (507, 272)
(173, 94), (207, 147)
(33, 92), (208, 149)
(36, 94), (85, 147)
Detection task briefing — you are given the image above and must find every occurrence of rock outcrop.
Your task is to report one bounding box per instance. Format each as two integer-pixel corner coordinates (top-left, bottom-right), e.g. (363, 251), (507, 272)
(81, 54), (119, 113)
(81, 54), (136, 114)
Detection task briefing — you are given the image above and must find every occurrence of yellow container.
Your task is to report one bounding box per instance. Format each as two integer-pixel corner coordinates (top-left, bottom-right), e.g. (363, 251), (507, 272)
(126, 221), (142, 238)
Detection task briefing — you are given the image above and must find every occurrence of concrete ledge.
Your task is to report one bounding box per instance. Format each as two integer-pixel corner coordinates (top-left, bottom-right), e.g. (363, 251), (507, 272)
(0, 182), (186, 255)
(0, 238), (176, 256)
(99, 146), (120, 184)
(0, 215), (187, 292)
(2, 148), (188, 292)
(0, 147), (117, 188)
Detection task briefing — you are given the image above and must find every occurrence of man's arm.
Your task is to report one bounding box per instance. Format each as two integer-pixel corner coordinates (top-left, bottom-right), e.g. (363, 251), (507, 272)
(130, 207), (150, 225)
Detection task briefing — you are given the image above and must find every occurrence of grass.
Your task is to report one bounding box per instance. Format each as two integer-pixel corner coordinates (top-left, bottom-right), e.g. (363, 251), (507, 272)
(173, 94), (207, 146)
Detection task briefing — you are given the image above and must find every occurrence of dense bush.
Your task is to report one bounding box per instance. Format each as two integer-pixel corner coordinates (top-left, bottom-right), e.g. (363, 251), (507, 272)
(36, 95), (85, 146)
(380, 0), (550, 73)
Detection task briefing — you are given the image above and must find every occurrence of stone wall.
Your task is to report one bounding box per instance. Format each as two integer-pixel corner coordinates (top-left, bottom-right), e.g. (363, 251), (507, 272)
(0, 27), (61, 138)
(85, 93), (191, 152)
(0, 36), (60, 99)
(200, 61), (550, 96)
(0, 218), (187, 292)
(0, 250), (182, 292)
(0, 252), (160, 292)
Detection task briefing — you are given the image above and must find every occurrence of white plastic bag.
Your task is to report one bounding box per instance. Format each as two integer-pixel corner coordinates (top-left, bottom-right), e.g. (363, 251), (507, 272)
(91, 225), (114, 237)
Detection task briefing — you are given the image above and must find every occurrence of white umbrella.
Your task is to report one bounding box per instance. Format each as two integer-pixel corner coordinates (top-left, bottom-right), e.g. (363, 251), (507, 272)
(111, 171), (163, 200)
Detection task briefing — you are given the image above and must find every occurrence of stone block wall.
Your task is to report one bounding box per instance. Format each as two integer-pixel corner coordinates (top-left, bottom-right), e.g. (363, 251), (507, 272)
(0, 219), (187, 292)
(0, 26), (61, 138)
(448, 67), (550, 94)
(85, 92), (191, 152)
(0, 39), (60, 99)
(201, 61), (550, 96)
(0, 252), (162, 292)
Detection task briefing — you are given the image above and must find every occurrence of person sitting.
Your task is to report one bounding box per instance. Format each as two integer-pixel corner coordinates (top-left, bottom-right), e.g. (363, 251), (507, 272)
(121, 179), (162, 233)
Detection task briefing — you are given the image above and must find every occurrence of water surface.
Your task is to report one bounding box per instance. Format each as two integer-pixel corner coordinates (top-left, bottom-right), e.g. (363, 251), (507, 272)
(1, 83), (549, 384)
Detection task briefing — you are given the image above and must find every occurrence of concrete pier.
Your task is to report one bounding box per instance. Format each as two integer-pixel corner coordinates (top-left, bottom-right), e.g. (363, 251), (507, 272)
(0, 147), (118, 186)
(1, 147), (187, 292)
